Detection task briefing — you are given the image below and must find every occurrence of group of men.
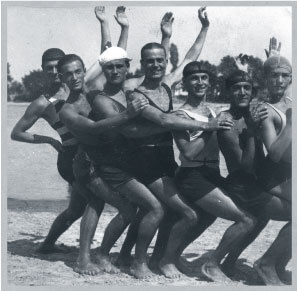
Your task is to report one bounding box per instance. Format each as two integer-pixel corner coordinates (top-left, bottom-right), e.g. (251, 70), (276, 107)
(11, 6), (292, 285)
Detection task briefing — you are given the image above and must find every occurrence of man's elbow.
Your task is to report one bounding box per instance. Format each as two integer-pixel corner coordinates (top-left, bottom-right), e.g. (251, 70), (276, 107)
(10, 129), (19, 141)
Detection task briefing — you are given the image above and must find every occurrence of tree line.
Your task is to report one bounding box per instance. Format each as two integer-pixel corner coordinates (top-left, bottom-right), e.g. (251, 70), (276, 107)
(7, 44), (267, 103)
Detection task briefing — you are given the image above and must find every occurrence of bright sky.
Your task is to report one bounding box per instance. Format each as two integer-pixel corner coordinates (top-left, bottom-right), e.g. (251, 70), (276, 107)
(7, 4), (292, 81)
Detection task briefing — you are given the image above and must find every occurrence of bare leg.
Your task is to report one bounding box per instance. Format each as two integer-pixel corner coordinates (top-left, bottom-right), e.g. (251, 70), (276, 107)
(222, 218), (269, 276)
(193, 188), (256, 283)
(149, 209), (177, 271)
(148, 177), (198, 279)
(87, 178), (137, 274)
(254, 195), (291, 285)
(38, 183), (86, 254)
(74, 198), (104, 275)
(118, 180), (164, 279)
(116, 208), (147, 270)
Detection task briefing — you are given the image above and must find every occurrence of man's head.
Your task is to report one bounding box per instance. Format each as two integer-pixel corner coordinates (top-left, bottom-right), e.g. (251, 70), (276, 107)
(264, 56), (292, 99)
(182, 61), (210, 99)
(226, 70), (253, 108)
(140, 43), (167, 81)
(41, 48), (65, 84)
(99, 47), (131, 85)
(57, 54), (86, 92)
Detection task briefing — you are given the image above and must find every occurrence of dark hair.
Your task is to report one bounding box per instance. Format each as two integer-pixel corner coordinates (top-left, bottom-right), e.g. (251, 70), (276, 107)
(225, 70), (253, 89)
(41, 48), (65, 68)
(140, 43), (166, 59)
(183, 61), (210, 79)
(57, 54), (85, 73)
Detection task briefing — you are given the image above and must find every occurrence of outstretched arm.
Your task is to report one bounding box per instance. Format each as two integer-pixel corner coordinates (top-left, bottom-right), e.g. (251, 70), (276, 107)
(115, 6), (129, 50)
(10, 97), (62, 152)
(163, 7), (209, 87)
(60, 96), (148, 135)
(160, 12), (174, 59)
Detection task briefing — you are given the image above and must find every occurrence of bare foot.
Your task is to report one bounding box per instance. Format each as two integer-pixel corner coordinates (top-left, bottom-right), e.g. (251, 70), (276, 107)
(159, 260), (183, 279)
(176, 257), (191, 274)
(115, 254), (133, 271)
(74, 260), (102, 276)
(277, 269), (292, 285)
(254, 259), (285, 286)
(130, 260), (154, 279)
(148, 257), (160, 272)
(37, 243), (71, 254)
(201, 261), (233, 283)
(95, 252), (120, 274)
(276, 265), (292, 284)
(221, 259), (236, 277)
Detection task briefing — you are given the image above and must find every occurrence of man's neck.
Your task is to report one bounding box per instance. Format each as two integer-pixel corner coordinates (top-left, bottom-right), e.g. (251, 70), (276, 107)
(186, 94), (206, 108)
(67, 89), (84, 103)
(47, 82), (62, 96)
(268, 94), (285, 104)
(104, 82), (123, 95)
(230, 104), (249, 119)
(142, 77), (163, 90)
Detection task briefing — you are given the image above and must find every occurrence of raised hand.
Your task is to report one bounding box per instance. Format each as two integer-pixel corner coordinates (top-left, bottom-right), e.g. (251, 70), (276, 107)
(161, 12), (174, 37)
(234, 53), (249, 73)
(198, 7), (209, 28)
(114, 6), (129, 27)
(265, 37), (281, 58)
(95, 6), (107, 23)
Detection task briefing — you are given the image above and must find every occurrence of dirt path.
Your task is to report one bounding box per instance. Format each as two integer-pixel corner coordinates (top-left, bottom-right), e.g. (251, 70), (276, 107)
(6, 199), (290, 286)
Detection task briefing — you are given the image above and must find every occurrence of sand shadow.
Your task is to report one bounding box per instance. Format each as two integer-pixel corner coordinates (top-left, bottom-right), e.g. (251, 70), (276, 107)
(7, 235), (80, 270)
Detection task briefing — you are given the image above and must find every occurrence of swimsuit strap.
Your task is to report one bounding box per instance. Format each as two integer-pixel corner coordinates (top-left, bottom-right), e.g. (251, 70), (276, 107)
(265, 102), (286, 134)
(134, 82), (172, 113)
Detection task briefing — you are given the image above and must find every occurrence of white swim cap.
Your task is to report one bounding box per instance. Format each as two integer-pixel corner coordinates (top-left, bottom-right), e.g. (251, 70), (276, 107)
(98, 47), (132, 66)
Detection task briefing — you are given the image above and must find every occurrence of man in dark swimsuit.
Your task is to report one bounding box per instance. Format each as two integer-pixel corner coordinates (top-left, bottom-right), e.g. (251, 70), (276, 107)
(11, 48), (88, 254)
(217, 67), (291, 285)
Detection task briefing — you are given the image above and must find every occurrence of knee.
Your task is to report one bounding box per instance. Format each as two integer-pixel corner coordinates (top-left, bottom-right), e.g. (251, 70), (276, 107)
(122, 206), (137, 224)
(151, 203), (165, 222)
(241, 214), (257, 231)
(183, 209), (198, 228)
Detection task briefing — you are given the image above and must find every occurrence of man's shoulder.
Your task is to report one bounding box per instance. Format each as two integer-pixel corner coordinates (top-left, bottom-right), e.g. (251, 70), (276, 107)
(27, 95), (50, 113)
(123, 76), (144, 91)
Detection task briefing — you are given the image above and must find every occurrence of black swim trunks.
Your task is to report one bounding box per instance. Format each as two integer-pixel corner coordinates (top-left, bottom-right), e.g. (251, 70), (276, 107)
(175, 166), (226, 203)
(57, 144), (79, 184)
(225, 171), (272, 216)
(126, 145), (178, 186)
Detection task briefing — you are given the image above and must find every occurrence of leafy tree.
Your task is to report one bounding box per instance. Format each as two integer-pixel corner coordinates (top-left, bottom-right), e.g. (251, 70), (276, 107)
(7, 62), (25, 101)
(22, 70), (50, 102)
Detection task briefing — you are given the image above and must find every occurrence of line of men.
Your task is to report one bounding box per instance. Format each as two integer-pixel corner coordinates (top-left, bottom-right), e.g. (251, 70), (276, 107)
(11, 6), (292, 285)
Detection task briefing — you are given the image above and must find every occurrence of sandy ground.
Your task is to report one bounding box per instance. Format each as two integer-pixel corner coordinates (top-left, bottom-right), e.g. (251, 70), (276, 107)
(7, 198), (291, 287)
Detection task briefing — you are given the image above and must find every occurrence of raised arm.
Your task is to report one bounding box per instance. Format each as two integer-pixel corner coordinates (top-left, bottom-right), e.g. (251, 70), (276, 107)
(163, 7), (209, 87)
(85, 6), (111, 91)
(10, 97), (62, 152)
(160, 12), (174, 59)
(115, 6), (129, 50)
